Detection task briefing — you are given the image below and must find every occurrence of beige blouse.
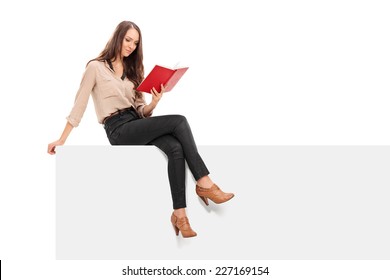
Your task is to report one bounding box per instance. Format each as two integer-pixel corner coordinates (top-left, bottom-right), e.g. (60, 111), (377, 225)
(66, 60), (151, 127)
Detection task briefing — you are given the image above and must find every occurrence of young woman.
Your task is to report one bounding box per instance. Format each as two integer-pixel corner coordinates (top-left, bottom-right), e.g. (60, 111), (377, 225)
(48, 21), (234, 238)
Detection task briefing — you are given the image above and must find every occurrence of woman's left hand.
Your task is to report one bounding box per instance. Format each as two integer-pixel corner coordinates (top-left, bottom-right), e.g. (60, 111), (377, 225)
(143, 84), (165, 116)
(151, 84), (165, 104)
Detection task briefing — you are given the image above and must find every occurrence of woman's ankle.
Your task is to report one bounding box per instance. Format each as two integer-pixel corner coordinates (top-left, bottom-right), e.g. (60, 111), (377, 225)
(173, 208), (186, 218)
(196, 176), (214, 189)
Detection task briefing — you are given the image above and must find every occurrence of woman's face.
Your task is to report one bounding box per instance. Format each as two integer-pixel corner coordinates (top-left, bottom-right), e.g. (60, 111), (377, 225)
(121, 28), (139, 57)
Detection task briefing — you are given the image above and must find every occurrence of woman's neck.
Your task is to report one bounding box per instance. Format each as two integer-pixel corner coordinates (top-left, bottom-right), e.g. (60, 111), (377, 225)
(110, 56), (124, 73)
(112, 56), (123, 67)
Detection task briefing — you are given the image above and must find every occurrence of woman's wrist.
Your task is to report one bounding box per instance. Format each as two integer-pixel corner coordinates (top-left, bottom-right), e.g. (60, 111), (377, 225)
(149, 100), (158, 109)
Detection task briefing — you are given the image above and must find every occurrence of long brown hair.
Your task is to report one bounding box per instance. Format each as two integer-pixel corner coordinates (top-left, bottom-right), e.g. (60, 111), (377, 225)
(89, 21), (144, 96)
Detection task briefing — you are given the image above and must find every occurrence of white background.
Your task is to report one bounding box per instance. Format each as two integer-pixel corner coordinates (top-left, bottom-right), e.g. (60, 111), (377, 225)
(0, 0), (389, 279)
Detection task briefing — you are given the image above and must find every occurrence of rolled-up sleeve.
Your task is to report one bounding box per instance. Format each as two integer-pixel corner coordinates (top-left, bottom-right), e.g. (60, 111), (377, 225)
(135, 91), (152, 118)
(66, 62), (97, 127)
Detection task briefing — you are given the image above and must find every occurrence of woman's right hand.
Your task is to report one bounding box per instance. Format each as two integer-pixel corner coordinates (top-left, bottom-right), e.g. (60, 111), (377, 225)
(48, 122), (74, 155)
(47, 139), (64, 155)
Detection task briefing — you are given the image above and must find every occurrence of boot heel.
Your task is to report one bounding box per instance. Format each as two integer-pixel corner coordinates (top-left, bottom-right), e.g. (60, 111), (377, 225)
(172, 224), (179, 236)
(199, 196), (209, 206)
(170, 212), (197, 238)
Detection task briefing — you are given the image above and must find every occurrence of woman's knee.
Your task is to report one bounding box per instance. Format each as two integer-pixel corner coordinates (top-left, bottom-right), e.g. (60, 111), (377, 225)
(171, 115), (190, 130)
(170, 114), (187, 124)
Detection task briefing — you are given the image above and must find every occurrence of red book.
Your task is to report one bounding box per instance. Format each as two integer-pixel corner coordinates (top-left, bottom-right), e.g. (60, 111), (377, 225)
(136, 65), (189, 93)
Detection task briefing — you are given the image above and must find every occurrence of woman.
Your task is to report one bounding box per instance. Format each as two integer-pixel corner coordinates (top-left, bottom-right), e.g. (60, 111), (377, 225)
(48, 21), (234, 238)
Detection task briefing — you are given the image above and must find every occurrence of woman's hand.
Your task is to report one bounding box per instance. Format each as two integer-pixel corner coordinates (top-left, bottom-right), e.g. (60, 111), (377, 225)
(150, 84), (165, 105)
(47, 139), (65, 155)
(47, 122), (73, 155)
(143, 84), (165, 116)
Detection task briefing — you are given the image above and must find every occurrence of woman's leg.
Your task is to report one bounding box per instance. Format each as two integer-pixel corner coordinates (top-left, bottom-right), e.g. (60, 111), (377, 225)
(110, 114), (233, 209)
(151, 134), (197, 237)
(149, 135), (186, 209)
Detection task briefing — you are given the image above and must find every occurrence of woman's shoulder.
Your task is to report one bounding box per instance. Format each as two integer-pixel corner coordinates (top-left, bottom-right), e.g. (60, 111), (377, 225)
(86, 60), (105, 69)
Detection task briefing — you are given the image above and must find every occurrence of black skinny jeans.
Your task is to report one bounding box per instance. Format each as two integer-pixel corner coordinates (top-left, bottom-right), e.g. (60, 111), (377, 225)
(104, 108), (209, 209)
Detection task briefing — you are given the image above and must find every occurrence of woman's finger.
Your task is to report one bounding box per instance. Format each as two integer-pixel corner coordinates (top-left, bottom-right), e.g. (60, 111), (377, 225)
(48, 144), (56, 155)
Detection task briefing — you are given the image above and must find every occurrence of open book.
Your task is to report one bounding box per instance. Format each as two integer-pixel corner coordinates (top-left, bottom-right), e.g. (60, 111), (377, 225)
(136, 65), (189, 93)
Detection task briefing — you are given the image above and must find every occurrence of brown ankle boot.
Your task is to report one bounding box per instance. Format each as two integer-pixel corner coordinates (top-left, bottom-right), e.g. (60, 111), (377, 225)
(196, 184), (234, 206)
(170, 212), (197, 238)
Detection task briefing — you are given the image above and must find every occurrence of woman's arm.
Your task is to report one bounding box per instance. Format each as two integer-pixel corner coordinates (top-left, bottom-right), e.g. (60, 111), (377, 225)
(143, 84), (165, 116)
(48, 62), (98, 155)
(47, 121), (74, 155)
